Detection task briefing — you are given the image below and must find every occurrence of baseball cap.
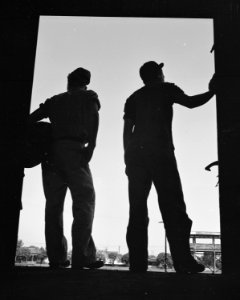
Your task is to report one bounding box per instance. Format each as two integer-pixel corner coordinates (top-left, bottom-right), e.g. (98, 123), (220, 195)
(68, 67), (91, 86)
(139, 61), (164, 82)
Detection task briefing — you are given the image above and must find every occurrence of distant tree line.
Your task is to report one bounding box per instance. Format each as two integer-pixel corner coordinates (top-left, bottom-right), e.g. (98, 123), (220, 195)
(118, 251), (221, 271)
(119, 252), (174, 269)
(15, 240), (47, 264)
(96, 250), (123, 265)
(16, 241), (221, 271)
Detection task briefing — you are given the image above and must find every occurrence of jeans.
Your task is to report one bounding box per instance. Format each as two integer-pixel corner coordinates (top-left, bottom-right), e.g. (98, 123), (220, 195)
(125, 144), (193, 269)
(42, 140), (96, 266)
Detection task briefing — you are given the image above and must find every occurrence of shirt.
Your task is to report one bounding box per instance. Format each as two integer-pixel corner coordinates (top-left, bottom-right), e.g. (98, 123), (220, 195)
(39, 89), (100, 142)
(123, 81), (186, 149)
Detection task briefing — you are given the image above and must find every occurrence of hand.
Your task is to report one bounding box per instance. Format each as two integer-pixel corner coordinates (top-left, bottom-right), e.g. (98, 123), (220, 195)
(81, 146), (94, 163)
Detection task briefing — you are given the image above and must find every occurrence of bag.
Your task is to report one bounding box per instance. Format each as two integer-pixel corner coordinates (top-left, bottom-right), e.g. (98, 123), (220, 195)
(23, 122), (52, 168)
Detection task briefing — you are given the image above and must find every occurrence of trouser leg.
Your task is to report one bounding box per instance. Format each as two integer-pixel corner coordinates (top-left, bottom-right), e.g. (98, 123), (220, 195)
(68, 165), (96, 266)
(42, 168), (68, 264)
(126, 164), (152, 271)
(153, 153), (193, 268)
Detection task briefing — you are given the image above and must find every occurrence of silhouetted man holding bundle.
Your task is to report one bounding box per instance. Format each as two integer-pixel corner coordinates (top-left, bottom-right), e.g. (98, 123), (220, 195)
(29, 67), (103, 269)
(123, 61), (215, 273)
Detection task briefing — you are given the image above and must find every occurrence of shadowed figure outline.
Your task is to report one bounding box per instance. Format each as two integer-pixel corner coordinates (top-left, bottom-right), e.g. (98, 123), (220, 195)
(123, 61), (216, 273)
(29, 67), (103, 269)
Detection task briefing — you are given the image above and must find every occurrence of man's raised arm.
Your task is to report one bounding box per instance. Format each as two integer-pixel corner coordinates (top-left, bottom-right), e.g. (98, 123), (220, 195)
(176, 75), (216, 108)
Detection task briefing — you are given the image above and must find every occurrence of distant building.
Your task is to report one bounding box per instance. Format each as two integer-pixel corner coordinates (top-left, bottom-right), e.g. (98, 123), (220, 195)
(190, 231), (221, 272)
(15, 246), (47, 264)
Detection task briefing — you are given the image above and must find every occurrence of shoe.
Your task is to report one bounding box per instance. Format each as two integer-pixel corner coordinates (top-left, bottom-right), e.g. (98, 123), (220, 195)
(72, 260), (104, 270)
(85, 260), (104, 269)
(49, 260), (71, 269)
(174, 259), (205, 274)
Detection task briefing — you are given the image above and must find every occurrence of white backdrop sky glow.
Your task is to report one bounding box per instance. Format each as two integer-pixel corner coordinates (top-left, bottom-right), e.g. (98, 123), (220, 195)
(19, 16), (219, 255)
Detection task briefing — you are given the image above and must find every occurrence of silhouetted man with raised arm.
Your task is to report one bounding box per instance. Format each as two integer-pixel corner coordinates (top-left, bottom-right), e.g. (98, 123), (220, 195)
(123, 61), (215, 273)
(29, 67), (103, 269)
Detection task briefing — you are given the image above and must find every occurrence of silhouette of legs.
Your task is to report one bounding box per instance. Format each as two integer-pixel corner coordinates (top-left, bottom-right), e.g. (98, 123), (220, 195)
(151, 152), (193, 269)
(125, 145), (202, 272)
(42, 169), (68, 266)
(68, 165), (96, 267)
(126, 164), (152, 272)
(42, 140), (97, 268)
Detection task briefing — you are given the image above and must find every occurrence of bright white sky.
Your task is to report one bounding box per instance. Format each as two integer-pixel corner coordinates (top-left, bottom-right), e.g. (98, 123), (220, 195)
(19, 16), (219, 255)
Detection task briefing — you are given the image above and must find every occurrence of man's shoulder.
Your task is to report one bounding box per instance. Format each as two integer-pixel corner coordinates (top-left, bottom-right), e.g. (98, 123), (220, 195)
(85, 89), (98, 98)
(85, 89), (101, 110)
(127, 87), (145, 101)
(162, 82), (183, 92)
(129, 83), (178, 95)
(163, 82), (176, 88)
(163, 81), (180, 87)
(48, 92), (68, 101)
(42, 92), (67, 108)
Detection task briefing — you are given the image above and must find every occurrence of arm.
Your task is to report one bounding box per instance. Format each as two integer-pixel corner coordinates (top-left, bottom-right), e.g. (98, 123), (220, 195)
(28, 99), (50, 124)
(177, 91), (215, 109)
(87, 104), (99, 151)
(175, 75), (216, 108)
(28, 107), (46, 124)
(123, 118), (135, 152)
(123, 95), (135, 152)
(83, 101), (100, 162)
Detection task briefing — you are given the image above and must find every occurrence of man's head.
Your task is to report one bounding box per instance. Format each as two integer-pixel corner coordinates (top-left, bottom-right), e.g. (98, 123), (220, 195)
(67, 67), (91, 90)
(139, 61), (164, 84)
